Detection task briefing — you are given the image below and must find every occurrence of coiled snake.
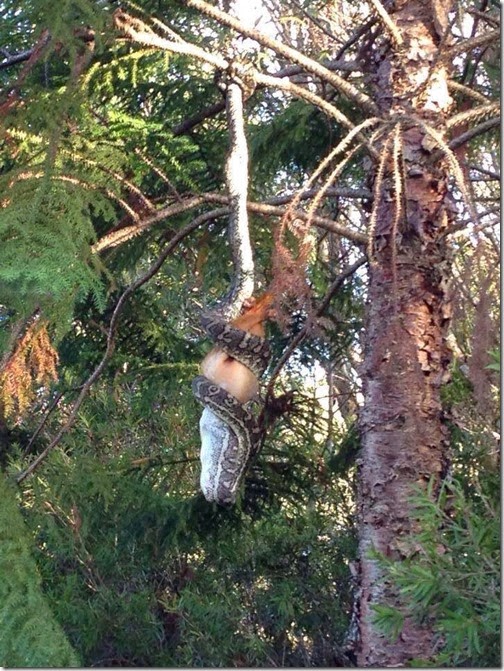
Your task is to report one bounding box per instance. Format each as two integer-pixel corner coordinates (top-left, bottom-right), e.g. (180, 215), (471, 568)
(192, 313), (271, 505)
(192, 72), (270, 505)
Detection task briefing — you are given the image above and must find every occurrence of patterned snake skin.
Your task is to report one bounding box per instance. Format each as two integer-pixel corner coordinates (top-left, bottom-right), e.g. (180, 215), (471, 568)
(192, 313), (271, 505)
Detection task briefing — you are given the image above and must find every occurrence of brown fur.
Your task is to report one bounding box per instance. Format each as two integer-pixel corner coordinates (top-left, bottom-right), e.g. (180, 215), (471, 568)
(200, 293), (273, 404)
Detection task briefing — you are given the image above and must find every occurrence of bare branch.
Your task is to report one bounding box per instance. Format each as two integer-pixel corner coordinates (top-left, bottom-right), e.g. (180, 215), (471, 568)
(287, 0), (341, 43)
(266, 187), (372, 205)
(469, 164), (500, 180)
(367, 0), (403, 45)
(0, 48), (34, 70)
(274, 57), (361, 77)
(429, 116), (500, 163)
(173, 99), (226, 136)
(468, 8), (500, 28)
(185, 0), (378, 114)
(335, 18), (377, 60)
(445, 28), (500, 59)
(204, 193), (368, 245)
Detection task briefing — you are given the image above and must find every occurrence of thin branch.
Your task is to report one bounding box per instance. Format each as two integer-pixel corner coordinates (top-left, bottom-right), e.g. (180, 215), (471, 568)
(113, 8), (228, 70)
(316, 256), (367, 316)
(266, 187), (372, 205)
(429, 116), (500, 163)
(445, 28), (500, 59)
(448, 79), (491, 104)
(288, 0), (341, 43)
(335, 18), (377, 60)
(0, 48), (34, 70)
(16, 215), (208, 484)
(22, 391), (66, 456)
(274, 57), (361, 77)
(367, 0), (403, 45)
(265, 256), (367, 397)
(469, 164), (500, 180)
(92, 196), (206, 252)
(203, 193), (368, 245)
(134, 148), (182, 201)
(468, 8), (500, 28)
(173, 99), (226, 136)
(445, 211), (500, 237)
(185, 0), (378, 114)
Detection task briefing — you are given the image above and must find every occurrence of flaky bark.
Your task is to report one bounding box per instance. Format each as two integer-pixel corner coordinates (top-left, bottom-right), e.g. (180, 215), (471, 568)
(357, 0), (454, 665)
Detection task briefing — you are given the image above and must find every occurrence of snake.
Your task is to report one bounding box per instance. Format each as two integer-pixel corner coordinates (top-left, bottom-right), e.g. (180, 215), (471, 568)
(192, 313), (271, 505)
(191, 73), (270, 505)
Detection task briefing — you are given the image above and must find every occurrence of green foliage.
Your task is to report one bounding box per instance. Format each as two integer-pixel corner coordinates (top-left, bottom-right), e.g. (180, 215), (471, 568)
(486, 347), (500, 372)
(1, 0), (499, 667)
(16, 420), (356, 666)
(0, 176), (106, 311)
(372, 473), (500, 667)
(0, 471), (80, 667)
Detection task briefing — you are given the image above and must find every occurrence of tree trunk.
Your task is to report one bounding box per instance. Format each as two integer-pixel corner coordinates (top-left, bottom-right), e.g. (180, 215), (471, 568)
(356, 0), (454, 665)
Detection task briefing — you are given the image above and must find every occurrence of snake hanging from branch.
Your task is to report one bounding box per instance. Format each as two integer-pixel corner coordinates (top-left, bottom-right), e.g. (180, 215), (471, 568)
(192, 72), (271, 505)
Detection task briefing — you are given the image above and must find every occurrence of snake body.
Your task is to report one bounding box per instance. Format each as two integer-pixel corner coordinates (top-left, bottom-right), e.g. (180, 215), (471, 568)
(192, 313), (271, 505)
(191, 75), (270, 505)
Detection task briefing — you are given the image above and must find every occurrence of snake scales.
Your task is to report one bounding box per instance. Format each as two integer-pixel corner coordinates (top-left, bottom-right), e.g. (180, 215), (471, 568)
(192, 313), (271, 505)
(192, 71), (268, 505)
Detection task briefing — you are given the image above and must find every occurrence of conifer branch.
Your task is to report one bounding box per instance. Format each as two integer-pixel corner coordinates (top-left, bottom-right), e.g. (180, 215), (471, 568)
(11, 171), (140, 223)
(171, 59), (360, 136)
(184, 0), (378, 114)
(447, 80), (490, 104)
(445, 28), (500, 58)
(431, 116), (500, 162)
(0, 472), (81, 666)
(254, 71), (367, 139)
(112, 9), (373, 147)
(447, 102), (500, 129)
(16, 216), (210, 484)
(113, 9), (228, 70)
(94, 192), (368, 254)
